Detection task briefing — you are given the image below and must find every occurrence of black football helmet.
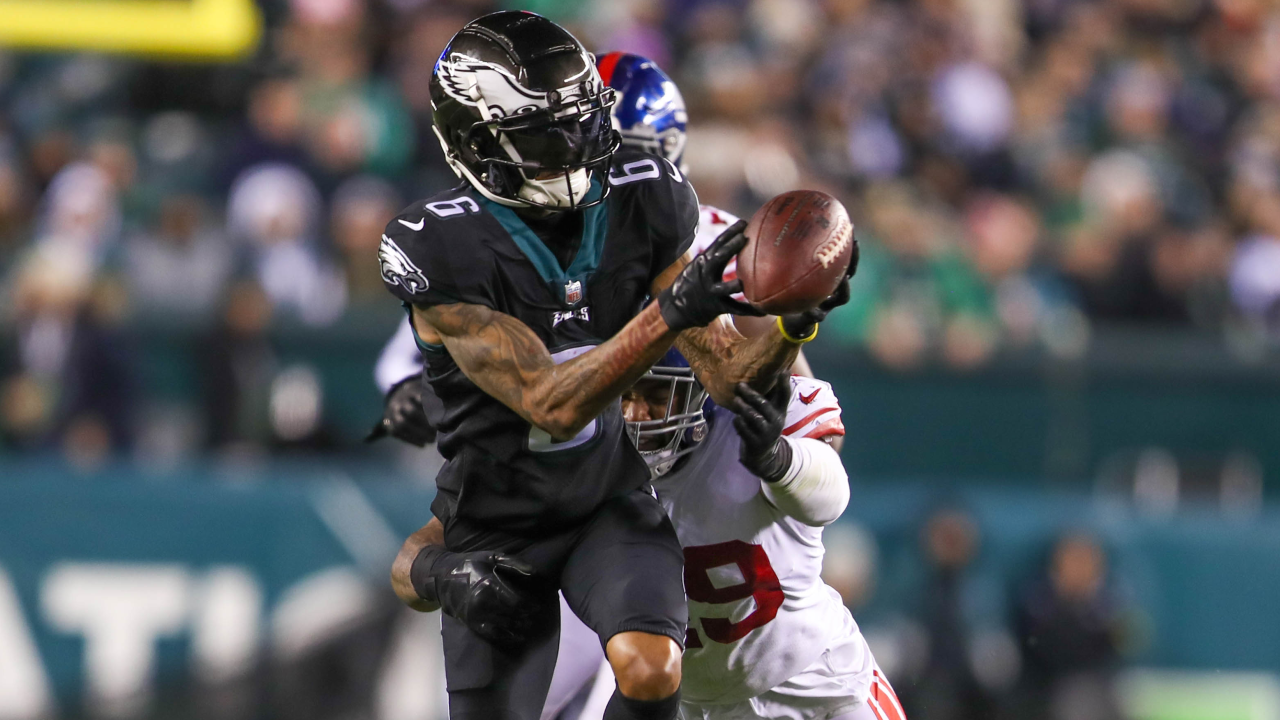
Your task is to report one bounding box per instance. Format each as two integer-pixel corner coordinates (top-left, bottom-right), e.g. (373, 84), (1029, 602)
(430, 11), (619, 211)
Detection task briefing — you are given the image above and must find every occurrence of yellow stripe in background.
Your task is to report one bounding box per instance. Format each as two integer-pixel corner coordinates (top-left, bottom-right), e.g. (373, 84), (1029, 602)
(0, 0), (262, 60)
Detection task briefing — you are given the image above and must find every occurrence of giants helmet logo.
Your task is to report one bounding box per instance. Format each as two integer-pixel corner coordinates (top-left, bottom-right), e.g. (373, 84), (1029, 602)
(379, 235), (429, 294)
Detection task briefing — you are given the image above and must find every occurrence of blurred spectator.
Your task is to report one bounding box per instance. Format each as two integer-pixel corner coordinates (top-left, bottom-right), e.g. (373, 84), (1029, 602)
(962, 192), (1085, 353)
(893, 507), (1009, 720)
(32, 162), (121, 272)
(330, 175), (401, 303)
(1014, 533), (1129, 720)
(222, 75), (313, 189)
(829, 182), (997, 369)
(822, 521), (880, 611)
(123, 194), (233, 322)
(275, 0), (415, 181)
(6, 244), (135, 460)
(227, 163), (347, 326)
(2, 0), (1280, 459)
(203, 280), (276, 453)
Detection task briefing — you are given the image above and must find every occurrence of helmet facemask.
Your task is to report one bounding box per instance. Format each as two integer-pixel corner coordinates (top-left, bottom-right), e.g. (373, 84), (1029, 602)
(623, 365), (709, 479)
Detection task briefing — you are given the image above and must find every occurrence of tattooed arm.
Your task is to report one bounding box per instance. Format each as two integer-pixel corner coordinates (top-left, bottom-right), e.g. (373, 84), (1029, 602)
(676, 320), (800, 406)
(410, 229), (750, 441)
(413, 301), (678, 441)
(653, 252), (801, 406)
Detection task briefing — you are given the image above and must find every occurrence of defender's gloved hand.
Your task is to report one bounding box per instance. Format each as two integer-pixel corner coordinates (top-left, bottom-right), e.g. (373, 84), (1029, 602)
(365, 374), (435, 447)
(411, 545), (550, 647)
(779, 239), (859, 341)
(658, 220), (764, 331)
(731, 378), (794, 483)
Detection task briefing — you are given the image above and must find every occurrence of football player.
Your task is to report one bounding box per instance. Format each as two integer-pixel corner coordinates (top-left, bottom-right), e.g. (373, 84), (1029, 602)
(369, 52), (816, 447)
(389, 51), (898, 720)
(396, 353), (904, 720)
(632, 354), (903, 720)
(377, 14), (851, 720)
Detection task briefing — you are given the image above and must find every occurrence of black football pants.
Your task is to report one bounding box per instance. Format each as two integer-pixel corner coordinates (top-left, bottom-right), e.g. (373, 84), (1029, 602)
(439, 490), (688, 720)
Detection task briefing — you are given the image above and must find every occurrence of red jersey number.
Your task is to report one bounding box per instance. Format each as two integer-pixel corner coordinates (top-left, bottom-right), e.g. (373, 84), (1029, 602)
(683, 540), (784, 644)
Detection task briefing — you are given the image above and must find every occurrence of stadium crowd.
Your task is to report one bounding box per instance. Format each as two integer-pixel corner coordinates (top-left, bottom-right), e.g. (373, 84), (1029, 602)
(0, 3), (1207, 718)
(2, 0), (1280, 457)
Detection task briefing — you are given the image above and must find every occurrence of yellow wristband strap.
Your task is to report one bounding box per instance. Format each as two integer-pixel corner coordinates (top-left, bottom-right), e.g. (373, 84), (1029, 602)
(777, 315), (819, 344)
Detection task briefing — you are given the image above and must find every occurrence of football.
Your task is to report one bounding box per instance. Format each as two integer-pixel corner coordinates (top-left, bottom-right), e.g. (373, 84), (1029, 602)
(738, 190), (856, 315)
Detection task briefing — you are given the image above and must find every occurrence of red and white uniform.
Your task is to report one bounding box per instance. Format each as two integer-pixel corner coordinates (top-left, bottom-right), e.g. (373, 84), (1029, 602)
(536, 210), (904, 720)
(693, 205), (743, 258)
(653, 377), (887, 720)
(693, 205), (744, 298)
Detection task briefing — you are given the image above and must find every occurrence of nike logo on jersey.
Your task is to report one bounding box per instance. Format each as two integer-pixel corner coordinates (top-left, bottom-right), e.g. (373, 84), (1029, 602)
(799, 388), (821, 404)
(398, 218), (425, 231)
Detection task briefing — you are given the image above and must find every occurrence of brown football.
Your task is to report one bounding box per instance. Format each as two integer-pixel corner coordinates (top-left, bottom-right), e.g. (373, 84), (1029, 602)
(739, 190), (856, 315)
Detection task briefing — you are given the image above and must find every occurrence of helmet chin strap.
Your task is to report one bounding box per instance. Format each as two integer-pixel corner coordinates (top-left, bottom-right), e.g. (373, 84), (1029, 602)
(516, 168), (592, 208)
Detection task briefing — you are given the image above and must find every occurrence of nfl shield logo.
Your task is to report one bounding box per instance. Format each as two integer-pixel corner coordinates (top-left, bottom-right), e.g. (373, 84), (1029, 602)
(564, 280), (583, 306)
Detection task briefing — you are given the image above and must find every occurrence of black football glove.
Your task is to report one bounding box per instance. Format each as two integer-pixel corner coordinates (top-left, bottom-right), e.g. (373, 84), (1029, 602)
(410, 545), (552, 647)
(731, 377), (794, 483)
(365, 374), (435, 447)
(779, 236), (860, 340)
(658, 220), (765, 331)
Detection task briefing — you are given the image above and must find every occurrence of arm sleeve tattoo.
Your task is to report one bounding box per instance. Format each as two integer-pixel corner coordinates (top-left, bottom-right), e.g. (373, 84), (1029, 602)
(675, 320), (800, 406)
(653, 251), (800, 405)
(417, 301), (680, 440)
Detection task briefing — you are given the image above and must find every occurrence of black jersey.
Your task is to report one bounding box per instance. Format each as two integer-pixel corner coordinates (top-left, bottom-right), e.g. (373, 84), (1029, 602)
(379, 150), (699, 534)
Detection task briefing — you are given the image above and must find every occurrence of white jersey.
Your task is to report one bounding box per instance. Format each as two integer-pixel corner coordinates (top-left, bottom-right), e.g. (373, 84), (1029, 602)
(650, 376), (874, 707)
(693, 205), (744, 297)
(692, 204), (743, 257)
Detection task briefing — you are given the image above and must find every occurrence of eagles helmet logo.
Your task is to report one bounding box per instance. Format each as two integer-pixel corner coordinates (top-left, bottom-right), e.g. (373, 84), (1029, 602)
(436, 53), (549, 119)
(379, 234), (429, 294)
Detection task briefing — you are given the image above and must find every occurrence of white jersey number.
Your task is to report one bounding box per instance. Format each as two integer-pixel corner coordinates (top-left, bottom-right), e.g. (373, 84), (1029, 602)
(425, 197), (481, 218)
(684, 540), (784, 647)
(608, 159), (661, 186)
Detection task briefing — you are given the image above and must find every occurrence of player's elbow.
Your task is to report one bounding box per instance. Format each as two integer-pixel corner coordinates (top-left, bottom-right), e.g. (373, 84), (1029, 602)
(763, 437), (850, 527)
(805, 441), (850, 526)
(806, 480), (849, 526)
(529, 409), (588, 442)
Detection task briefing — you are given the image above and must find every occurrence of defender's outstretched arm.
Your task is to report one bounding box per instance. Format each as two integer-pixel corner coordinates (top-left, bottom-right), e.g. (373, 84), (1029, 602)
(652, 249), (800, 406)
(674, 314), (801, 407)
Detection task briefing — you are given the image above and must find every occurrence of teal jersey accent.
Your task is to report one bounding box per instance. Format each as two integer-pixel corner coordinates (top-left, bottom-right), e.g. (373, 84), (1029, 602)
(401, 302), (444, 352)
(478, 178), (609, 303)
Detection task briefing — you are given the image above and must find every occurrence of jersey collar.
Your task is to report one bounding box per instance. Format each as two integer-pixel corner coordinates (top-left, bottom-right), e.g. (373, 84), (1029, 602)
(476, 177), (608, 307)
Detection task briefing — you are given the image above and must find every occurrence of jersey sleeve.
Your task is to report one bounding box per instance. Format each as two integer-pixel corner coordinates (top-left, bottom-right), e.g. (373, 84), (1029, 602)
(690, 205), (742, 257)
(783, 376), (845, 441)
(693, 204), (743, 289)
(378, 197), (497, 308)
(609, 151), (700, 279)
